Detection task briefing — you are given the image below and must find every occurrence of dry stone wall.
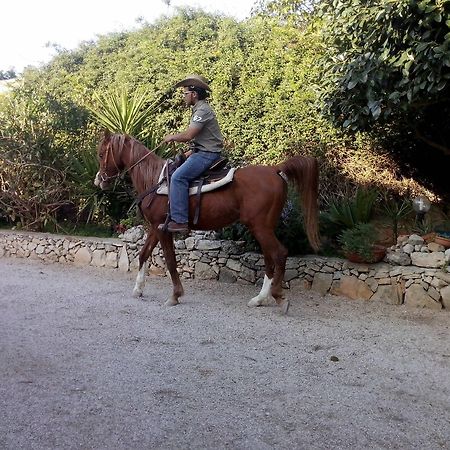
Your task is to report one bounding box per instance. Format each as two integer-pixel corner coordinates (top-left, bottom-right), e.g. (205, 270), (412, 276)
(1, 229), (449, 310)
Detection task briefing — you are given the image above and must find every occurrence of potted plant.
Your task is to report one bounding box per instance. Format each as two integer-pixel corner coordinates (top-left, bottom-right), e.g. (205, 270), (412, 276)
(433, 213), (450, 247)
(434, 231), (450, 248)
(338, 223), (386, 263)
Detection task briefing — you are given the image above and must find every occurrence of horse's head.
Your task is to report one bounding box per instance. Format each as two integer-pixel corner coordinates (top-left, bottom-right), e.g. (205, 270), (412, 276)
(94, 130), (125, 189)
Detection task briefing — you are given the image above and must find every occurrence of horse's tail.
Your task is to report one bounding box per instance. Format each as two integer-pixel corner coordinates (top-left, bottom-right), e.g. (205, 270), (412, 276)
(276, 156), (321, 252)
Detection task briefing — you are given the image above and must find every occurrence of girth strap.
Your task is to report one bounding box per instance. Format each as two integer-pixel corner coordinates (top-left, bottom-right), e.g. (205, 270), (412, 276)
(128, 178), (165, 218)
(193, 177), (206, 225)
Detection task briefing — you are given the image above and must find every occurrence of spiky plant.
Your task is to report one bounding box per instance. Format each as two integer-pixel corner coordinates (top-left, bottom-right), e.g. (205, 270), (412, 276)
(88, 88), (173, 158)
(88, 88), (156, 138)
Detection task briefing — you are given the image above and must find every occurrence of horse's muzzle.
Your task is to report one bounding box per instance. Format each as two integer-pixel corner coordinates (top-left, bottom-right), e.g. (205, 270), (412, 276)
(94, 171), (110, 190)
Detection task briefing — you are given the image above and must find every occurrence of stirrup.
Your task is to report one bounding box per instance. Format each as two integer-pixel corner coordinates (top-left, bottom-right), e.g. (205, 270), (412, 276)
(157, 215), (171, 232)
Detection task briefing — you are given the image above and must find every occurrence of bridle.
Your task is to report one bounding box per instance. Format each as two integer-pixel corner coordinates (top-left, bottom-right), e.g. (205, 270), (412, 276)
(98, 135), (165, 183)
(98, 138), (121, 183)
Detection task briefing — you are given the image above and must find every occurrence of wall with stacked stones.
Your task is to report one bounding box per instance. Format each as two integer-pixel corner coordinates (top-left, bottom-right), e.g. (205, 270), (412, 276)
(1, 228), (449, 310)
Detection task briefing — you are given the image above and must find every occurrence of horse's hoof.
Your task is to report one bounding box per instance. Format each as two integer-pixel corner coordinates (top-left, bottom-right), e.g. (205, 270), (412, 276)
(132, 288), (143, 298)
(280, 300), (290, 315)
(261, 295), (276, 306)
(164, 297), (179, 307)
(248, 297), (262, 307)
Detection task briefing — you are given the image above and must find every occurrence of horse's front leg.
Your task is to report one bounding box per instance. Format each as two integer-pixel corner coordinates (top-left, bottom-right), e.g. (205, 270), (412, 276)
(248, 274), (276, 307)
(158, 232), (184, 306)
(133, 229), (159, 298)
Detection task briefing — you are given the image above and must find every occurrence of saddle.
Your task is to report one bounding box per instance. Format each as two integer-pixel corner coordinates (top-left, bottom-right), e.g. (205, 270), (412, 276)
(156, 156), (236, 226)
(156, 156), (235, 196)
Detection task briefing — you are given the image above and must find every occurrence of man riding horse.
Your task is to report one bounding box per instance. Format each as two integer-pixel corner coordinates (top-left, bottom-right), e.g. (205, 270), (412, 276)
(159, 74), (224, 234)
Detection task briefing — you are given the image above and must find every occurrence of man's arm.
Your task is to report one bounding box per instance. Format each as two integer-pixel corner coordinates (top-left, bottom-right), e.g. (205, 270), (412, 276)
(164, 125), (201, 144)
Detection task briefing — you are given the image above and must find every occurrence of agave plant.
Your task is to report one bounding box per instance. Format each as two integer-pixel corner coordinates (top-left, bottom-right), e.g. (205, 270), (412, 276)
(88, 88), (154, 137)
(323, 188), (379, 228)
(88, 88), (173, 159)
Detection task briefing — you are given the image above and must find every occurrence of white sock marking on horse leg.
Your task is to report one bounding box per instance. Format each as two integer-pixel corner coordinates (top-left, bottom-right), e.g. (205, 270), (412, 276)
(248, 275), (274, 307)
(132, 263), (147, 297)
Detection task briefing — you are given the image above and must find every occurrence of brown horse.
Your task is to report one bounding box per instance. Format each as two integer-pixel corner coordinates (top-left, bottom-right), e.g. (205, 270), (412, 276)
(95, 132), (320, 313)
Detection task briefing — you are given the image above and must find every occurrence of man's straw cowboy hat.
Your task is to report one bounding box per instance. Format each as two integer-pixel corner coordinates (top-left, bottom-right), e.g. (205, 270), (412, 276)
(174, 74), (211, 92)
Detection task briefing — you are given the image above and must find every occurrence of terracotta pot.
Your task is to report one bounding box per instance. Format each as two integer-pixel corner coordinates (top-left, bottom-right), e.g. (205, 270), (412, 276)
(345, 245), (386, 264)
(422, 232), (436, 244)
(434, 235), (450, 248)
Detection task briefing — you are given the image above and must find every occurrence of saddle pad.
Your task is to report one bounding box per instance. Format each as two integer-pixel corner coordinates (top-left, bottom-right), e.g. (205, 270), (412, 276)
(156, 163), (236, 196)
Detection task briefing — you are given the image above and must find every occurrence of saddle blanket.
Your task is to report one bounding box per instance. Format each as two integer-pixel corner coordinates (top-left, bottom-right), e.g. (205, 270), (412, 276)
(156, 161), (236, 196)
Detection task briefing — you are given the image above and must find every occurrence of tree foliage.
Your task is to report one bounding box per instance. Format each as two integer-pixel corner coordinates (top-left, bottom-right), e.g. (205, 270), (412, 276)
(253, 0), (320, 25)
(0, 6), (438, 230)
(319, 0), (450, 154)
(0, 69), (16, 80)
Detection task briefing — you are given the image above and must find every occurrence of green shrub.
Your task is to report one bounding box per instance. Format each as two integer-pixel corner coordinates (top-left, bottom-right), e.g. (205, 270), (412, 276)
(321, 187), (379, 238)
(338, 223), (379, 263)
(378, 193), (413, 242)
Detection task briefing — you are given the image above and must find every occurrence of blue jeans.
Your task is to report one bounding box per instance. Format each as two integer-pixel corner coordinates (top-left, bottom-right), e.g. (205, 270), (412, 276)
(169, 151), (221, 223)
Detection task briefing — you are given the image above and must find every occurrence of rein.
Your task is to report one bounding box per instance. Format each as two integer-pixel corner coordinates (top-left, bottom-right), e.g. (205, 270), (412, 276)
(126, 141), (166, 174)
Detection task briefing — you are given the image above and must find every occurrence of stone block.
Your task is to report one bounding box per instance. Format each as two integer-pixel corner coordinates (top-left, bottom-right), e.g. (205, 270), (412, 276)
(411, 252), (446, 268)
(118, 246), (129, 272)
(289, 278), (310, 291)
(386, 251), (411, 266)
(226, 259), (241, 272)
(330, 276), (373, 300)
(428, 242), (445, 252)
(427, 286), (441, 301)
(121, 226), (144, 243)
(284, 269), (298, 282)
(408, 234), (424, 246)
(105, 252), (118, 268)
(240, 265), (256, 283)
(365, 277), (378, 291)
(371, 282), (403, 305)
(404, 284), (442, 310)
(285, 259), (300, 270)
(196, 239), (222, 251)
(403, 243), (414, 254)
(435, 272), (450, 284)
(91, 249), (106, 267)
(185, 237), (196, 250)
(74, 247), (92, 266)
(194, 261), (217, 280)
(218, 267), (237, 283)
(311, 273), (333, 296)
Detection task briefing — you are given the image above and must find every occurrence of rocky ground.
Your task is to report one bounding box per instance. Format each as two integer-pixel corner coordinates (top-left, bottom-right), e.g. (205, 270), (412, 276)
(1, 257), (449, 449)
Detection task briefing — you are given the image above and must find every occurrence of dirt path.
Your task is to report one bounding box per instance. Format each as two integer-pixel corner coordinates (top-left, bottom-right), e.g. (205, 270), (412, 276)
(1, 257), (449, 449)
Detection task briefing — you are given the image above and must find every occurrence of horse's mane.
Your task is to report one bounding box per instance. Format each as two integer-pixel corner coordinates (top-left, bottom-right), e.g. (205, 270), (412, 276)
(111, 134), (165, 193)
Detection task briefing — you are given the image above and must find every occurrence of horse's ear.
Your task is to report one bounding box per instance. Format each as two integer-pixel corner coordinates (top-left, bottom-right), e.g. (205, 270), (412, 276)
(103, 128), (111, 141)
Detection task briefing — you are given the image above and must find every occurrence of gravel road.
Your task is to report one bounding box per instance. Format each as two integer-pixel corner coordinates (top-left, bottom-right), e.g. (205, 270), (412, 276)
(1, 256), (449, 449)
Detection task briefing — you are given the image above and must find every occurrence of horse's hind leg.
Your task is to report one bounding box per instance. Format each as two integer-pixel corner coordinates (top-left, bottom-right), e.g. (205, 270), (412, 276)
(158, 232), (184, 306)
(251, 227), (289, 313)
(133, 230), (159, 298)
(248, 255), (276, 307)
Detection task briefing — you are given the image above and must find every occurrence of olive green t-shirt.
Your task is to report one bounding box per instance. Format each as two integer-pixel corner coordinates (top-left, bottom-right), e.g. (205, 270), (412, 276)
(190, 100), (223, 153)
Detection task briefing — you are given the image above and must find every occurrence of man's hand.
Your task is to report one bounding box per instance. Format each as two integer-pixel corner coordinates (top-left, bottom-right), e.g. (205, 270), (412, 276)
(164, 134), (176, 143)
(163, 126), (201, 144)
